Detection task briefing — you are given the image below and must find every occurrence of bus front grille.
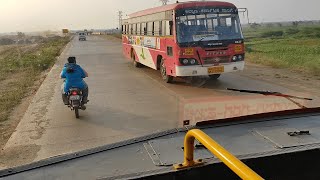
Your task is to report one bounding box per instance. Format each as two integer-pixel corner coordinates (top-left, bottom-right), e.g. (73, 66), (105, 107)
(203, 56), (230, 64)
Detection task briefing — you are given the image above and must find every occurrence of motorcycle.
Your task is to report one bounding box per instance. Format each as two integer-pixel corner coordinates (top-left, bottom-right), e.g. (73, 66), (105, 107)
(67, 88), (85, 118)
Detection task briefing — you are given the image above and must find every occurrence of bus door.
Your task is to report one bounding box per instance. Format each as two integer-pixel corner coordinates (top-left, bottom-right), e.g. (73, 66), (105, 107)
(164, 21), (176, 76)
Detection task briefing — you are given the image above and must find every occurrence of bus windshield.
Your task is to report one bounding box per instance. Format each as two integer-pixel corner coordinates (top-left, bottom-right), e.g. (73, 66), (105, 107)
(176, 13), (243, 43)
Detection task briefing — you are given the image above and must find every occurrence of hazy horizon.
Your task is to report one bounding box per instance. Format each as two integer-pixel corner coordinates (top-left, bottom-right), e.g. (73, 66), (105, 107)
(0, 0), (319, 33)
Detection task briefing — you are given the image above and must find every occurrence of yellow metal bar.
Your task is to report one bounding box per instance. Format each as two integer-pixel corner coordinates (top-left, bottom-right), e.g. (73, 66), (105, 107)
(174, 129), (264, 180)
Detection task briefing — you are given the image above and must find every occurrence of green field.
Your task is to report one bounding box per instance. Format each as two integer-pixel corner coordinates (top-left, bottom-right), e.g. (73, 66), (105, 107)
(243, 25), (320, 75)
(0, 37), (69, 122)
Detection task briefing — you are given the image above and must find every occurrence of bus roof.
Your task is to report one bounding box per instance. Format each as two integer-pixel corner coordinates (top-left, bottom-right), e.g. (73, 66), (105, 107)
(128, 1), (236, 18)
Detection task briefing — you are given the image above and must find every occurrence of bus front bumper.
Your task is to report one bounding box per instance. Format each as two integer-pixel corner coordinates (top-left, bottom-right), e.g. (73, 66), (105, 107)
(175, 61), (245, 77)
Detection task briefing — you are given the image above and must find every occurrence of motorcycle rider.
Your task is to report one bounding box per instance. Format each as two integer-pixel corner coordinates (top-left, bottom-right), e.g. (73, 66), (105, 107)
(61, 56), (89, 108)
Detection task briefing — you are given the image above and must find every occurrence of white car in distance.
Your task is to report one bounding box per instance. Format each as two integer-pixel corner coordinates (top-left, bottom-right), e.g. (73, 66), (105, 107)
(78, 32), (86, 41)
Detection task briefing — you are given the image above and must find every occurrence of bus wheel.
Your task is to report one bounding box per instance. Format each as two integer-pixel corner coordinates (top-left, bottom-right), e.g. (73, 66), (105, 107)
(160, 59), (173, 83)
(132, 50), (142, 68)
(209, 74), (221, 80)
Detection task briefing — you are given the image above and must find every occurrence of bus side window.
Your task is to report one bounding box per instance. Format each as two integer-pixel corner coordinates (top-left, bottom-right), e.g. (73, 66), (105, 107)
(152, 22), (155, 36)
(162, 21), (166, 36)
(144, 23), (148, 35)
(159, 21), (162, 36)
(154, 21), (160, 36)
(141, 23), (146, 35)
(132, 24), (137, 35)
(147, 22), (153, 36)
(165, 21), (173, 36)
(137, 23), (141, 35)
(126, 25), (129, 34)
(167, 46), (173, 56)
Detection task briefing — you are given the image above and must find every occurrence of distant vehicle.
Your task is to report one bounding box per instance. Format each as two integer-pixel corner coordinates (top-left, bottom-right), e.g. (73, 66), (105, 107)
(78, 32), (86, 41)
(122, 1), (245, 83)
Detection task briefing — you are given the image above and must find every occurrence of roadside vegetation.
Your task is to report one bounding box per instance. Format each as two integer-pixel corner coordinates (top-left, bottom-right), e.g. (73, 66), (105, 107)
(109, 33), (122, 39)
(243, 25), (320, 76)
(0, 36), (69, 123)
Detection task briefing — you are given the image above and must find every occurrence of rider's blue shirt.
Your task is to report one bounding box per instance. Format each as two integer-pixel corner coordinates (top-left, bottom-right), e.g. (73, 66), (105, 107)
(61, 63), (87, 93)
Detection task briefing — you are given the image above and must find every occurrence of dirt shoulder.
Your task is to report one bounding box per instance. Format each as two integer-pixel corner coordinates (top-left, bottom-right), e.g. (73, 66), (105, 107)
(0, 72), (47, 149)
(0, 38), (70, 157)
(238, 62), (320, 98)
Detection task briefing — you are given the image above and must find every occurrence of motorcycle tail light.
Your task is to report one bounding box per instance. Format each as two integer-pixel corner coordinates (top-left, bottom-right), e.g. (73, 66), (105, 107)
(72, 91), (78, 95)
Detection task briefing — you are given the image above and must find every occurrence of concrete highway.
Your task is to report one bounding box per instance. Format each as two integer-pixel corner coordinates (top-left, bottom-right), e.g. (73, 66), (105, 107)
(1, 35), (314, 168)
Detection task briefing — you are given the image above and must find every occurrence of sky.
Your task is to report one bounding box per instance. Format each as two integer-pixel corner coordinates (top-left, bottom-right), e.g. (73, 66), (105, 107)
(0, 0), (319, 33)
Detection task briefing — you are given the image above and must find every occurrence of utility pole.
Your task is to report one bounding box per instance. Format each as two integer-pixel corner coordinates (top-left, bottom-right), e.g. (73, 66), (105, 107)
(118, 11), (123, 30)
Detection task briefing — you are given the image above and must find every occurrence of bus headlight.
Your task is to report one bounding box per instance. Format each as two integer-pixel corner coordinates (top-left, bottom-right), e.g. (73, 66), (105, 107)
(189, 59), (196, 65)
(232, 54), (245, 61)
(182, 59), (189, 65)
(179, 58), (199, 65)
(232, 56), (238, 61)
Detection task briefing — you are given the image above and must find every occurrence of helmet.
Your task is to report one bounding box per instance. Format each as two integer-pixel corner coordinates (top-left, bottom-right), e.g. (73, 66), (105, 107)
(67, 56), (76, 64)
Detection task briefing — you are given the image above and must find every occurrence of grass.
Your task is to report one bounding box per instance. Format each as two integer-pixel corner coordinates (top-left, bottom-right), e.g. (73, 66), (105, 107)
(243, 25), (320, 75)
(0, 37), (70, 122)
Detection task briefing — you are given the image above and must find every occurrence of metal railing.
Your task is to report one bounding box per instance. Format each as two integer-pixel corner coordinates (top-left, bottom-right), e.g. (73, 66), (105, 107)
(174, 129), (263, 180)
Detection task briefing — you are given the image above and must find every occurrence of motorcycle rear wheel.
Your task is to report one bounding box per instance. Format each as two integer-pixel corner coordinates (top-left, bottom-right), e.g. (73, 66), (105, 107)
(75, 107), (80, 118)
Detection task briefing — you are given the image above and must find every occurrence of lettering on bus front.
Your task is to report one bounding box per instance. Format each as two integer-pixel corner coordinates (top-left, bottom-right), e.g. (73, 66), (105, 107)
(183, 7), (237, 15)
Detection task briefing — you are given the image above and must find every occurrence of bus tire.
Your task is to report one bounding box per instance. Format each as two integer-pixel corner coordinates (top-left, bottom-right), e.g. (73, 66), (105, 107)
(131, 49), (142, 68)
(209, 74), (221, 80)
(160, 58), (173, 83)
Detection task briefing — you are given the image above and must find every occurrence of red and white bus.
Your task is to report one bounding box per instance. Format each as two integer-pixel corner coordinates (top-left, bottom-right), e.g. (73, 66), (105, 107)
(122, 1), (245, 83)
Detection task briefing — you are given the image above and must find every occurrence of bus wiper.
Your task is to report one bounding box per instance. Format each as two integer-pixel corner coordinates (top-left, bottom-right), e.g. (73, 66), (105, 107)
(227, 88), (313, 109)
